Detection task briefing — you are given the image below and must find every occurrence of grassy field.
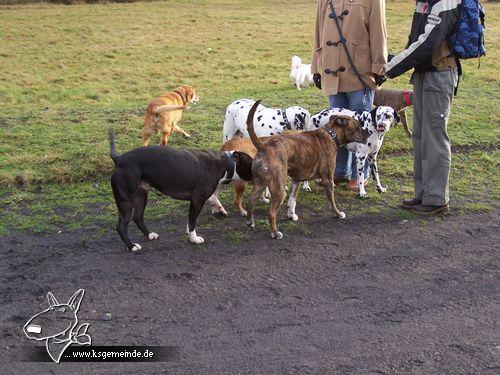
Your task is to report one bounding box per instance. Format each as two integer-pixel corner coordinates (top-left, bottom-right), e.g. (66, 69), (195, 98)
(0, 0), (498, 236)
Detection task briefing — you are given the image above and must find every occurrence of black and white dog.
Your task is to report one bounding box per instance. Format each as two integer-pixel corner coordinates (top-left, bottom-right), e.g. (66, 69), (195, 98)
(310, 106), (400, 197)
(223, 99), (312, 141)
(108, 131), (253, 250)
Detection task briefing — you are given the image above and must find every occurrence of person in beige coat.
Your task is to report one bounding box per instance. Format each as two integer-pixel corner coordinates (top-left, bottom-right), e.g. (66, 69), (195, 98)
(311, 0), (387, 189)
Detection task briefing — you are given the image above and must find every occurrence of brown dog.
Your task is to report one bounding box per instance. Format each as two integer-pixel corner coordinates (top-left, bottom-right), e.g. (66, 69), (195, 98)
(142, 85), (199, 146)
(245, 101), (366, 239)
(374, 88), (413, 138)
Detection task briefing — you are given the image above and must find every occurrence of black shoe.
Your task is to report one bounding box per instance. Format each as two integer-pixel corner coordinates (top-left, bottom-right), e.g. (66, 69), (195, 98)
(402, 198), (422, 210)
(412, 204), (449, 215)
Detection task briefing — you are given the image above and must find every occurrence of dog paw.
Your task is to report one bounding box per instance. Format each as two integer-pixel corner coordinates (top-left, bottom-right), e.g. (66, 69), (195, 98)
(130, 243), (142, 252)
(337, 212), (346, 219)
(377, 186), (387, 193)
(212, 210), (228, 219)
(148, 232), (159, 241)
(287, 213), (299, 222)
(302, 182), (312, 192)
(185, 133), (191, 138)
(359, 191), (368, 198)
(188, 230), (205, 244)
(246, 220), (255, 229)
(260, 197), (270, 204)
(239, 210), (248, 216)
(271, 231), (283, 240)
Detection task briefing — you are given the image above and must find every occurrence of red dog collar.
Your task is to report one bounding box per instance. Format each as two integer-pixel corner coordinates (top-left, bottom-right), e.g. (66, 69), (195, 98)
(403, 90), (412, 107)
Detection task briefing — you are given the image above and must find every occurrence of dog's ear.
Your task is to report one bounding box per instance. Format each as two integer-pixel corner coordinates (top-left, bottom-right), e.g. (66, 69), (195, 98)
(330, 115), (348, 127)
(370, 107), (378, 119)
(47, 292), (59, 308)
(68, 289), (85, 313)
(294, 113), (305, 130)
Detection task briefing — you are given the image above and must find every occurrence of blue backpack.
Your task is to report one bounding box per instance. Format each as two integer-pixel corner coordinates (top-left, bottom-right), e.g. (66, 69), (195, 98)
(449, 0), (486, 59)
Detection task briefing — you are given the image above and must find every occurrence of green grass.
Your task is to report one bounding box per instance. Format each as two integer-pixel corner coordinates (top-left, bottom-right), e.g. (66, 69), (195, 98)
(0, 0), (498, 236)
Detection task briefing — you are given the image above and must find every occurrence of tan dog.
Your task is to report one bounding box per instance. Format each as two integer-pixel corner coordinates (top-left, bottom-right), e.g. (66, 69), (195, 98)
(142, 85), (199, 146)
(245, 101), (366, 239)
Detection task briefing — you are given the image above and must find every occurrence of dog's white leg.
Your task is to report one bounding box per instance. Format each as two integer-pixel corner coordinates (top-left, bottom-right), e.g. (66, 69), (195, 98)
(207, 187), (228, 217)
(370, 154), (386, 193)
(188, 229), (205, 244)
(286, 181), (300, 221)
(131, 243), (142, 252)
(148, 233), (159, 241)
(356, 152), (368, 198)
(302, 181), (312, 192)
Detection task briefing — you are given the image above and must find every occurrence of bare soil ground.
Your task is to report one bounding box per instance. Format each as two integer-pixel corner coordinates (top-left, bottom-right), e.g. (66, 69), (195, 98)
(1, 208), (498, 374)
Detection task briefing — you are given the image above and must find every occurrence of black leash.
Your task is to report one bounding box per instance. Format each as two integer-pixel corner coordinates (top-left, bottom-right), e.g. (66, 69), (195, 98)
(327, 0), (370, 90)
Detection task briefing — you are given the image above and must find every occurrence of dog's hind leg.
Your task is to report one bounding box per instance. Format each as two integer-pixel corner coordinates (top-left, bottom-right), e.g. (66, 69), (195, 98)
(323, 178), (346, 219)
(142, 115), (155, 146)
(112, 173), (142, 252)
(133, 186), (159, 241)
(233, 180), (248, 216)
(174, 124), (191, 138)
(286, 181), (300, 222)
(268, 178), (286, 239)
(246, 179), (268, 229)
(187, 199), (205, 244)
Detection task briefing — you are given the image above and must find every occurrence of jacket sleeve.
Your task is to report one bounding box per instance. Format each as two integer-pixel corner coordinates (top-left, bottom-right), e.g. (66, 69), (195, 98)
(370, 0), (388, 75)
(385, 0), (460, 78)
(311, 0), (323, 74)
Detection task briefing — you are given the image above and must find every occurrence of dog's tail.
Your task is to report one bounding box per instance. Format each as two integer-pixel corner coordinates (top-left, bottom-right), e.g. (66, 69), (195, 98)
(153, 104), (187, 114)
(108, 129), (120, 165)
(246, 100), (264, 152)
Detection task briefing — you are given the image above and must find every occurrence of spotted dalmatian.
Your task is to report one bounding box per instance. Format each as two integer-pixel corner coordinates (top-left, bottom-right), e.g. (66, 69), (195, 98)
(310, 106), (400, 197)
(223, 99), (312, 141)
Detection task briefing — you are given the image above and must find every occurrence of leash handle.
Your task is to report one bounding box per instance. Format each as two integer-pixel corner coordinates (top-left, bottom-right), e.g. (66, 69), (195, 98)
(327, 0), (370, 90)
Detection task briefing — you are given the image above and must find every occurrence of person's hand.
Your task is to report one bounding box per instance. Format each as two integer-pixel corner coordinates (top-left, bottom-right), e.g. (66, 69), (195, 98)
(374, 74), (386, 86)
(313, 73), (322, 89)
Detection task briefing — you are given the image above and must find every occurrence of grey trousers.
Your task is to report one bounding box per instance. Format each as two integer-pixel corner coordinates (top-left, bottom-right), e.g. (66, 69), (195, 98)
(411, 69), (456, 206)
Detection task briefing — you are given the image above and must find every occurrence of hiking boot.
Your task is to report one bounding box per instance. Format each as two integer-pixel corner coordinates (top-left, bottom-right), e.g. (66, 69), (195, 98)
(402, 198), (422, 210)
(412, 204), (449, 215)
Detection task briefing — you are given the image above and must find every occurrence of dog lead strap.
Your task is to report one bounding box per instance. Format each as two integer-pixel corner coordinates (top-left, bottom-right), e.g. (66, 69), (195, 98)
(327, 0), (370, 90)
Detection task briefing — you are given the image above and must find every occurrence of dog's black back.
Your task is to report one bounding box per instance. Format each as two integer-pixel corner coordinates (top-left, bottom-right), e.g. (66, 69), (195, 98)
(113, 146), (227, 200)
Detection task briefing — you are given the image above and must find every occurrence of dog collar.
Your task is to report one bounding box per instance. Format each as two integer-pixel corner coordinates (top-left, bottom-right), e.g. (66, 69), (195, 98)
(282, 110), (291, 130)
(221, 151), (235, 184)
(325, 127), (339, 146)
(403, 90), (412, 107)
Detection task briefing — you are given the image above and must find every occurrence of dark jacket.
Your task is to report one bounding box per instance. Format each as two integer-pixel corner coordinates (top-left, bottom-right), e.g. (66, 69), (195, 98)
(385, 0), (460, 78)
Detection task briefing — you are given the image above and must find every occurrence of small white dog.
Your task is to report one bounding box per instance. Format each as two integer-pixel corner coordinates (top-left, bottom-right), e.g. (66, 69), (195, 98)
(290, 55), (314, 90)
(223, 99), (312, 141)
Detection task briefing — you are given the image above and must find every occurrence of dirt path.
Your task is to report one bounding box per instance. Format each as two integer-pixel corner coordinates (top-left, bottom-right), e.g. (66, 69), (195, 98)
(1, 209), (499, 374)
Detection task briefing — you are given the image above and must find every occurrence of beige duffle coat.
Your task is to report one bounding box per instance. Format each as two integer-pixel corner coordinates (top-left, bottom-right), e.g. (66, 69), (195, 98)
(311, 0), (388, 95)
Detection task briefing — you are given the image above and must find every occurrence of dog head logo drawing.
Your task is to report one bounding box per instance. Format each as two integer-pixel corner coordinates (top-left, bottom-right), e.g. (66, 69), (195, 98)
(23, 289), (91, 363)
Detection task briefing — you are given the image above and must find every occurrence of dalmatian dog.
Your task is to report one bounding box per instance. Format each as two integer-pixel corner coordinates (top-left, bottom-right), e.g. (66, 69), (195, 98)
(223, 99), (312, 141)
(310, 106), (400, 197)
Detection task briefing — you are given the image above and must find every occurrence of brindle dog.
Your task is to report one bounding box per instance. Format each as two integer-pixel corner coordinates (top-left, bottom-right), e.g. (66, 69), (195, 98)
(245, 100), (366, 239)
